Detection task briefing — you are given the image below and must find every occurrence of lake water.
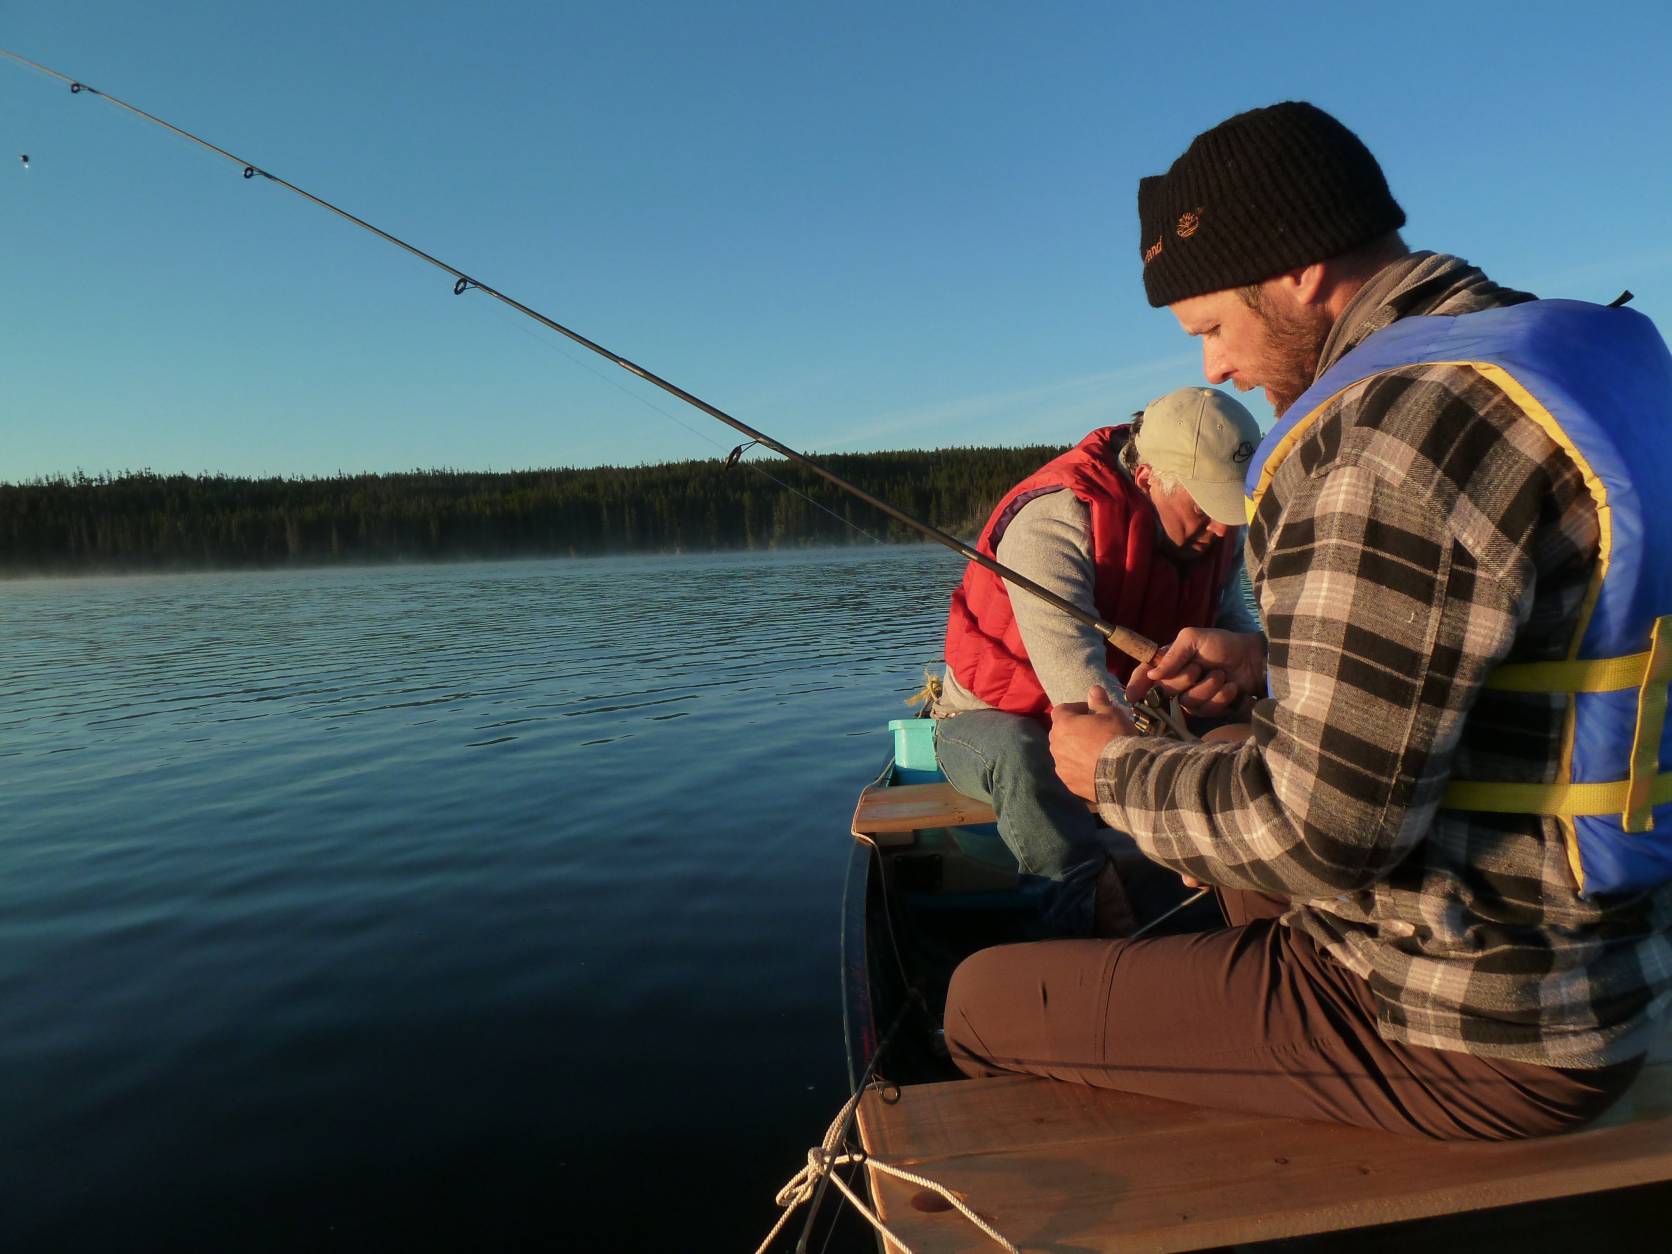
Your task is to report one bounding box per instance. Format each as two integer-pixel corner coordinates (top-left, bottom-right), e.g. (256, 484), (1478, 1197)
(1, 546), (951, 1251)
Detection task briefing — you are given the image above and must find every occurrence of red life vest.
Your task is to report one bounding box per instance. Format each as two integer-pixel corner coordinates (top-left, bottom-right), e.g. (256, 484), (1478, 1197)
(944, 425), (1236, 718)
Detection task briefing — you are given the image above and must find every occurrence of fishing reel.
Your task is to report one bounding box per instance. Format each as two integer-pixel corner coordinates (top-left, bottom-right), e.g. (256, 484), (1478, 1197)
(1128, 692), (1171, 738)
(1096, 626), (1191, 739)
(1111, 684), (1189, 740)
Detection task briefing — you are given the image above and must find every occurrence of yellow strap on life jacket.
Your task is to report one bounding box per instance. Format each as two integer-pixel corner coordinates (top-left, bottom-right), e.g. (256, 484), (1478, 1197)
(1446, 615), (1672, 831)
(1442, 769), (1672, 819)
(1625, 616), (1672, 829)
(1480, 651), (1657, 693)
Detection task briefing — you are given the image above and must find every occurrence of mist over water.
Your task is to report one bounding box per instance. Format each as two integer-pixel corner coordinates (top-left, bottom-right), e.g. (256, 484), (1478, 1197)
(1, 547), (948, 1251)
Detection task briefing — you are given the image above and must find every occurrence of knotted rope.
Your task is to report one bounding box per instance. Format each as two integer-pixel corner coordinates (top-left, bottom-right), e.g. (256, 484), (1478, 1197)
(754, 1079), (1020, 1254)
(904, 669), (943, 711)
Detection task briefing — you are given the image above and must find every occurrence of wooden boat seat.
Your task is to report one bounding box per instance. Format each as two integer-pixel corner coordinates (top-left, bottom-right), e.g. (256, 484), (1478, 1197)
(854, 1023), (1672, 1252)
(852, 781), (997, 848)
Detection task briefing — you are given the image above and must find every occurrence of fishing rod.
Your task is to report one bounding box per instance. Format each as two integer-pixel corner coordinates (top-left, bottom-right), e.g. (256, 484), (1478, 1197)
(3, 49), (1172, 693)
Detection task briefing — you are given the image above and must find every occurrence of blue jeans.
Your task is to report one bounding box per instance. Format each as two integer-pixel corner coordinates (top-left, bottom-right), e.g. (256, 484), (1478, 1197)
(934, 709), (1107, 937)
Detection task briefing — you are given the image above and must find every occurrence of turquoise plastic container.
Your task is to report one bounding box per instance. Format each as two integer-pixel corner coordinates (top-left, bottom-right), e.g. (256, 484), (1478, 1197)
(888, 718), (938, 772)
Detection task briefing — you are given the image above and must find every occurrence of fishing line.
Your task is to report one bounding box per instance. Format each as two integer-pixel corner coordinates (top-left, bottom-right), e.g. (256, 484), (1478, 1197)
(1, 47), (1162, 672)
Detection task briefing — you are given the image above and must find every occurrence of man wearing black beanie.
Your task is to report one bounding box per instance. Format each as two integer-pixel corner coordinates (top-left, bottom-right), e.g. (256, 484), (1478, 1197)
(942, 101), (1672, 1140)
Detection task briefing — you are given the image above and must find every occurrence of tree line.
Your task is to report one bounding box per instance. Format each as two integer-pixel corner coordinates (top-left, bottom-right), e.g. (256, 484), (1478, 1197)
(0, 447), (1067, 575)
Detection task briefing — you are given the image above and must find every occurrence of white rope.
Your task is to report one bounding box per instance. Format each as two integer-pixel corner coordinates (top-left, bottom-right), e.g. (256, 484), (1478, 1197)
(753, 1085), (865, 1254)
(754, 1082), (1021, 1254)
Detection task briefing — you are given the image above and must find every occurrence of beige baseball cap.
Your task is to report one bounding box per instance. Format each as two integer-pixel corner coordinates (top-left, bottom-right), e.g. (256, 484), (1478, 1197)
(1132, 387), (1262, 525)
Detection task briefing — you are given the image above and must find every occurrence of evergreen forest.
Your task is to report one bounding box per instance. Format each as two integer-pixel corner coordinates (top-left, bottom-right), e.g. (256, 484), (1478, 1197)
(0, 446), (1067, 575)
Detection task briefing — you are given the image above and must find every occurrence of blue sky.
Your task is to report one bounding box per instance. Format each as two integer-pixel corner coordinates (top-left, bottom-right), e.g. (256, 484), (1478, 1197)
(5, 2), (1672, 481)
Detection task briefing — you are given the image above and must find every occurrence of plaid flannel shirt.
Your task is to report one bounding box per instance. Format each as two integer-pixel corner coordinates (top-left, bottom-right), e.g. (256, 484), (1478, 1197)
(1097, 253), (1672, 1066)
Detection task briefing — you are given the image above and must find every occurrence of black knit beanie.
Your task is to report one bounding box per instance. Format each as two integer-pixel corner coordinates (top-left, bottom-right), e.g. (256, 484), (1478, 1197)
(1139, 101), (1405, 307)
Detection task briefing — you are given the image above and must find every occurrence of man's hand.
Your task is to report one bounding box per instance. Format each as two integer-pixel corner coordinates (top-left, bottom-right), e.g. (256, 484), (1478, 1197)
(1126, 627), (1266, 715)
(1049, 685), (1135, 802)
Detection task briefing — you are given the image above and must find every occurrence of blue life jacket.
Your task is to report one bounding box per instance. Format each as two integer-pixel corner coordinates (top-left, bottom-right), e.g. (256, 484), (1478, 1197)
(1244, 299), (1672, 896)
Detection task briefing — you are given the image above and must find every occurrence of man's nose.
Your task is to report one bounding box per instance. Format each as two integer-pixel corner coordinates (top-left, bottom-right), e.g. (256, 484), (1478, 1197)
(1205, 518), (1231, 539)
(1201, 341), (1233, 385)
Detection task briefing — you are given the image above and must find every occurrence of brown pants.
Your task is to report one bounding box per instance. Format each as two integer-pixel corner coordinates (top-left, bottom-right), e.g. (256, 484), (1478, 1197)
(944, 889), (1642, 1140)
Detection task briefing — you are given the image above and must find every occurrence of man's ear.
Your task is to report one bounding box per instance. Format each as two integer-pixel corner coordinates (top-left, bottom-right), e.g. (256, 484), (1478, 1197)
(1132, 463), (1154, 492)
(1267, 262), (1328, 310)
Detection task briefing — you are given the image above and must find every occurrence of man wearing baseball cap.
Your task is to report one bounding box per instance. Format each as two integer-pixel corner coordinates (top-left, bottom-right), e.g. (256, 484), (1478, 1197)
(932, 385), (1262, 938)
(944, 102), (1672, 1140)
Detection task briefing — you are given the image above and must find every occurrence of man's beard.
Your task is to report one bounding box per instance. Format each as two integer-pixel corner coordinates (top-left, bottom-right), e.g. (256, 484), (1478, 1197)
(1247, 295), (1333, 417)
(1154, 520), (1212, 565)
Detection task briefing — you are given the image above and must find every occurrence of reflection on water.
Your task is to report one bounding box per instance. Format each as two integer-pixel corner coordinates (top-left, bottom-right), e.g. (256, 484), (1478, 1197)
(0, 546), (949, 1251)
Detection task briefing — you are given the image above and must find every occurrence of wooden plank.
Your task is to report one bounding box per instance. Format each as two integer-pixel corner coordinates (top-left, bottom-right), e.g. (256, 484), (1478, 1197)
(857, 1073), (1237, 1163)
(855, 1048), (1672, 1253)
(852, 782), (996, 836)
(863, 1109), (1672, 1253)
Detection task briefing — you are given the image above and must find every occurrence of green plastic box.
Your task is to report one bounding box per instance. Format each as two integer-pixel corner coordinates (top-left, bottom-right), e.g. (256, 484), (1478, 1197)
(888, 717), (938, 771)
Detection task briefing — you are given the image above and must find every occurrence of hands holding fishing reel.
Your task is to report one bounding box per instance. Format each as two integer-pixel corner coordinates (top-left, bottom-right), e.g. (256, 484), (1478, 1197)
(1126, 627), (1266, 715)
(1049, 627), (1266, 803)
